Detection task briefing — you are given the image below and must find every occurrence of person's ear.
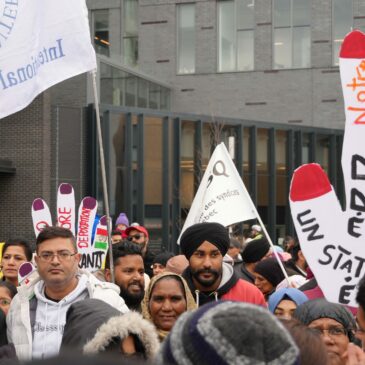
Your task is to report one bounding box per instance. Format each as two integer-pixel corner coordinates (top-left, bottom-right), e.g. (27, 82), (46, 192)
(74, 253), (81, 264)
(105, 268), (111, 282)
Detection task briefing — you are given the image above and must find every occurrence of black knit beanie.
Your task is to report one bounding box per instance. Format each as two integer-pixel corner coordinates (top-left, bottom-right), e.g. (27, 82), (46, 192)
(180, 222), (230, 259)
(242, 238), (270, 263)
(155, 301), (299, 365)
(153, 252), (174, 266)
(254, 257), (285, 287)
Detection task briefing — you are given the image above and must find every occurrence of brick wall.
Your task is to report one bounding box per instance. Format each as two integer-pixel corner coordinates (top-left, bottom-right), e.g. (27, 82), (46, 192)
(0, 94), (51, 245)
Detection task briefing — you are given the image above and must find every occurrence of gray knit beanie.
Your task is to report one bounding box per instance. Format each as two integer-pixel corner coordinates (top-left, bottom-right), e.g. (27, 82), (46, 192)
(155, 301), (299, 365)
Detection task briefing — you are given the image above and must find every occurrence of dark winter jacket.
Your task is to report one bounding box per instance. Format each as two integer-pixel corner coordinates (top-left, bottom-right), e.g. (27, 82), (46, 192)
(144, 249), (155, 277)
(233, 262), (255, 284)
(60, 299), (159, 359)
(0, 309), (7, 347)
(0, 308), (17, 361)
(284, 259), (307, 277)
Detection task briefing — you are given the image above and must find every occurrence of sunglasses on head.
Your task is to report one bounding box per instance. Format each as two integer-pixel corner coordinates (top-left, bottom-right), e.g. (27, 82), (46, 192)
(128, 234), (142, 241)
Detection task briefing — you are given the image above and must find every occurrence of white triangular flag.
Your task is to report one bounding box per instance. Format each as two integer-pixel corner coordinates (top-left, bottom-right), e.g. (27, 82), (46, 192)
(178, 142), (256, 242)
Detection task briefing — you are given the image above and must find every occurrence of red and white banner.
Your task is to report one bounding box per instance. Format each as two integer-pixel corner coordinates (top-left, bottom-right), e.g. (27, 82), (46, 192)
(290, 30), (365, 307)
(0, 0), (96, 119)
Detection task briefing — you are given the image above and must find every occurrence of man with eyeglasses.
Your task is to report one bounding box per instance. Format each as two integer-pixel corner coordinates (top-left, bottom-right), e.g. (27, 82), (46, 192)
(6, 226), (129, 361)
(124, 225), (155, 277)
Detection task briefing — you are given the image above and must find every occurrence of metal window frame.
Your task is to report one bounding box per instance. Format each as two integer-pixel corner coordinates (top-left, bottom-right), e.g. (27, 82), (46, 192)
(268, 128), (276, 241)
(88, 105), (344, 249)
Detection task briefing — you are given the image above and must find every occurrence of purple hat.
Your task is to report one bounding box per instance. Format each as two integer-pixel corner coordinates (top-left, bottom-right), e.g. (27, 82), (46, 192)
(115, 213), (129, 227)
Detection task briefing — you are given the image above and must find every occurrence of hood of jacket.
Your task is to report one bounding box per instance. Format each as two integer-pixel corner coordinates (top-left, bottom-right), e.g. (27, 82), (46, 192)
(61, 299), (159, 359)
(61, 298), (120, 352)
(83, 311), (159, 359)
(182, 262), (239, 306)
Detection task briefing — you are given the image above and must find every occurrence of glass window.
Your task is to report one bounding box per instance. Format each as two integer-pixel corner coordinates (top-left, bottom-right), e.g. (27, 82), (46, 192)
(237, 30), (254, 71)
(123, 0), (139, 66)
(274, 28), (291, 69)
(316, 135), (329, 173)
(302, 133), (310, 164)
(293, 0), (311, 26)
(93, 10), (110, 57)
(293, 27), (310, 68)
(274, 0), (290, 27)
(237, 0), (255, 29)
(181, 122), (196, 210)
(257, 129), (269, 221)
(276, 130), (287, 234)
(125, 75), (137, 107)
(143, 117), (164, 242)
(124, 38), (138, 67)
(138, 79), (148, 108)
(218, 0), (254, 72)
(149, 84), (160, 109)
(332, 0), (353, 66)
(99, 112), (127, 216)
(160, 87), (170, 110)
(242, 127), (250, 191)
(218, 1), (236, 71)
(99, 62), (171, 109)
(273, 0), (311, 69)
(177, 4), (196, 74)
(100, 63), (113, 104)
(112, 68), (126, 106)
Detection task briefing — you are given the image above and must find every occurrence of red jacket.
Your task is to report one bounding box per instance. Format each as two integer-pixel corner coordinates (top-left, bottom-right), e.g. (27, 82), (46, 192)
(221, 278), (266, 307)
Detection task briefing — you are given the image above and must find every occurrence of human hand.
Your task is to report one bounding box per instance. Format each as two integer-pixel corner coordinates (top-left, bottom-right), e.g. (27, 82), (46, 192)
(344, 343), (365, 365)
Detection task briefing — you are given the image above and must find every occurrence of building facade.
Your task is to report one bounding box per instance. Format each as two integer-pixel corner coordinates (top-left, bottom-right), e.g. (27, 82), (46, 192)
(0, 0), (362, 250)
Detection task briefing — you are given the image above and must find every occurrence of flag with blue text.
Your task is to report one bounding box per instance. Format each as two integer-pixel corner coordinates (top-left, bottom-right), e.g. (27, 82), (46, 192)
(0, 0), (96, 119)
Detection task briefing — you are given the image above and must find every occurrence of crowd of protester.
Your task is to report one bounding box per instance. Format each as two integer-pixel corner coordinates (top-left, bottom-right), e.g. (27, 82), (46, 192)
(1, 215), (365, 364)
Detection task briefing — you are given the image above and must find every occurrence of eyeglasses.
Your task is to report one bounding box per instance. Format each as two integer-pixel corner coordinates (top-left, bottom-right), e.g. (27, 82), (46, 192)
(127, 234), (142, 241)
(309, 326), (348, 337)
(37, 251), (77, 262)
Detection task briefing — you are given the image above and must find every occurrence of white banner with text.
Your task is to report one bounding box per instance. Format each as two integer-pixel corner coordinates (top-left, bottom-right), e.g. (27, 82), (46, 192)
(179, 142), (256, 242)
(0, 0), (96, 119)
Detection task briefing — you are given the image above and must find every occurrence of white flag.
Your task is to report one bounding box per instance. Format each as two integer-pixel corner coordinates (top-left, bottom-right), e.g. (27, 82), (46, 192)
(0, 0), (97, 119)
(178, 142), (256, 241)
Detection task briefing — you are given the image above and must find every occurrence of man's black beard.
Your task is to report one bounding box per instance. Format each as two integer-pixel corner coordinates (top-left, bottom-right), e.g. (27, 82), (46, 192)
(119, 284), (145, 310)
(191, 268), (221, 288)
